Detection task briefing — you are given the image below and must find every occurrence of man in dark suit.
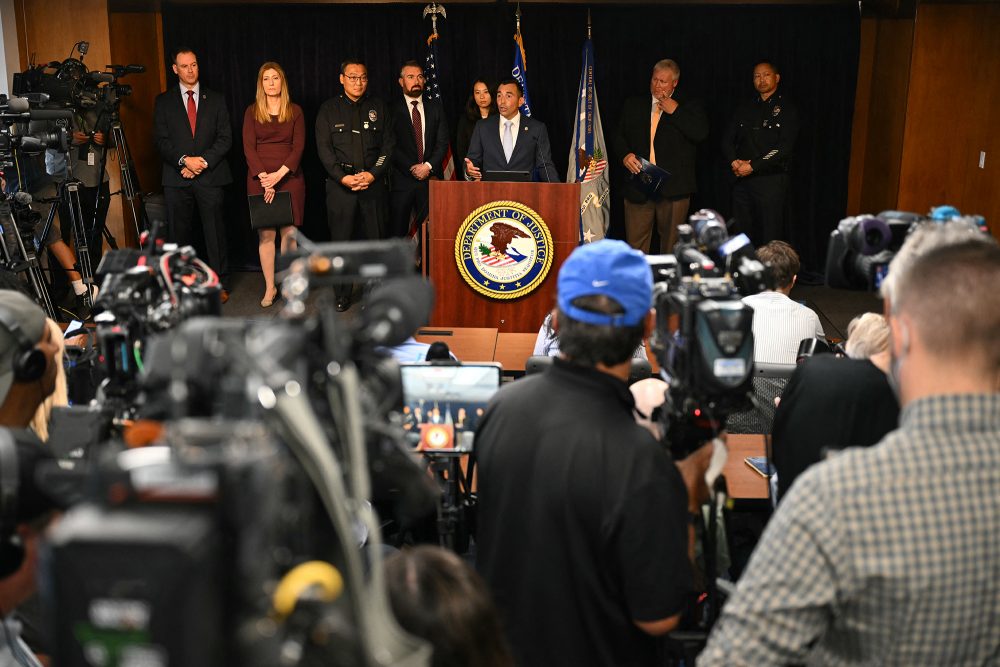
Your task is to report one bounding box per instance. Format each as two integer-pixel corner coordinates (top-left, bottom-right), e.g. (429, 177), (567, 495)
(389, 60), (449, 239)
(612, 59), (708, 254)
(153, 47), (233, 300)
(464, 78), (555, 183)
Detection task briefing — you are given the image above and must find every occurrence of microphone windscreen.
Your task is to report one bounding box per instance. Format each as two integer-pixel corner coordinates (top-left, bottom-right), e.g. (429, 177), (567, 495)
(6, 97), (30, 113)
(361, 277), (435, 347)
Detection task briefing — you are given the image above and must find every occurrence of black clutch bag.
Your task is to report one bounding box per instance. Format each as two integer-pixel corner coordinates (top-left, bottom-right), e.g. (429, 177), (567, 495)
(248, 191), (294, 230)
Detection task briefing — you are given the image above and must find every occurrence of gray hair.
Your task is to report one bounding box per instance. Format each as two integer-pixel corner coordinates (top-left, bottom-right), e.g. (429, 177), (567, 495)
(880, 219), (987, 304)
(844, 312), (890, 359)
(652, 59), (680, 81)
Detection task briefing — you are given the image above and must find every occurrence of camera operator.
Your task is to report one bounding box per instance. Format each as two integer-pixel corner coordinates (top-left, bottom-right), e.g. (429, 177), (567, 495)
(0, 289), (62, 667)
(700, 227), (1000, 664)
(474, 240), (712, 667)
(43, 108), (111, 272)
(1, 130), (100, 316)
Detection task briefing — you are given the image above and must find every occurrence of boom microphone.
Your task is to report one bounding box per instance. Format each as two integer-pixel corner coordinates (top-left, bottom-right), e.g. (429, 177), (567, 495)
(356, 276), (435, 347)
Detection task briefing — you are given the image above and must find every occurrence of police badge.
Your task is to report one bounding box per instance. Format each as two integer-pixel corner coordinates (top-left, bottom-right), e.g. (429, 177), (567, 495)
(773, 105), (781, 117)
(368, 110), (377, 122)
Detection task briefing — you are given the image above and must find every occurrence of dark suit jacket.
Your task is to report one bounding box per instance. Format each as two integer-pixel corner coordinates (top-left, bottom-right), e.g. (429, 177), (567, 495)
(611, 92), (707, 202)
(466, 114), (556, 182)
(390, 96), (449, 187)
(154, 85), (233, 188)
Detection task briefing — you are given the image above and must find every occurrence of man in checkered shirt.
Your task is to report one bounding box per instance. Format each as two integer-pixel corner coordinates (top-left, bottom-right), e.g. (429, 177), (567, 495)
(700, 222), (1000, 666)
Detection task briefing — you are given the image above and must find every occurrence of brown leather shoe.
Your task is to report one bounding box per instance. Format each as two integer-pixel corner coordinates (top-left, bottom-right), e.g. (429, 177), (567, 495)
(220, 289), (230, 305)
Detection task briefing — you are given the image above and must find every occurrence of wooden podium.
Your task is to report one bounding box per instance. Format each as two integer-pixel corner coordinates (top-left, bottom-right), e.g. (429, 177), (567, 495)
(426, 180), (581, 333)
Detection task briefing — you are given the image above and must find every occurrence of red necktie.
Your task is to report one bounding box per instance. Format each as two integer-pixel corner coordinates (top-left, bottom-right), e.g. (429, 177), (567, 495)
(411, 100), (424, 164)
(186, 90), (197, 136)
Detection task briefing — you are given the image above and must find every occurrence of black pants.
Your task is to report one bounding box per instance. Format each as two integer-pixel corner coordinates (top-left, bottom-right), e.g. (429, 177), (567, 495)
(164, 183), (228, 284)
(731, 173), (788, 244)
(325, 179), (387, 299)
(388, 180), (429, 239)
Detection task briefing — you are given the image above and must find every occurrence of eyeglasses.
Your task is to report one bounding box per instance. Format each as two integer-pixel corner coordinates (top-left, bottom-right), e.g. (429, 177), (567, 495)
(344, 75), (368, 83)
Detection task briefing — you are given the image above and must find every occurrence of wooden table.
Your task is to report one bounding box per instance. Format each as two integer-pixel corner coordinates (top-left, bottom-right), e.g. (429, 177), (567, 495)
(415, 327), (498, 363)
(724, 433), (770, 500)
(493, 332), (537, 372)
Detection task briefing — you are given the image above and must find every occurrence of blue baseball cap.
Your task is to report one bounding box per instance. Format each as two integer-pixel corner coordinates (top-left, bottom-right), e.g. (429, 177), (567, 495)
(557, 240), (653, 327)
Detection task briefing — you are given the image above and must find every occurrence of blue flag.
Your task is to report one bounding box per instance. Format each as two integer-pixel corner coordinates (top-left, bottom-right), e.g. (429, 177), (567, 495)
(566, 36), (609, 242)
(512, 28), (532, 117)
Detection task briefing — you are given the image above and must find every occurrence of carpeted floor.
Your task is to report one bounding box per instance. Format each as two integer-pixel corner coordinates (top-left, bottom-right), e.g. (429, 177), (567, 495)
(222, 270), (884, 343)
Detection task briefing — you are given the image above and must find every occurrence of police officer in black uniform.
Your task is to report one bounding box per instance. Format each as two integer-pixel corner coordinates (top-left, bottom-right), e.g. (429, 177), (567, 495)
(722, 61), (799, 243)
(316, 58), (395, 311)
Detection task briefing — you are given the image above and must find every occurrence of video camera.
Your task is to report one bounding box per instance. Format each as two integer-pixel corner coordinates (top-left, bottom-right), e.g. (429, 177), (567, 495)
(12, 41), (144, 134)
(647, 210), (771, 458)
(825, 205), (989, 291)
(45, 237), (438, 667)
(0, 94), (72, 162)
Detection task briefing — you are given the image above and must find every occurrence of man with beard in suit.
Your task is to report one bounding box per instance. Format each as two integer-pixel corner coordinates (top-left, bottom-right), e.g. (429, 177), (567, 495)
(389, 61), (449, 239)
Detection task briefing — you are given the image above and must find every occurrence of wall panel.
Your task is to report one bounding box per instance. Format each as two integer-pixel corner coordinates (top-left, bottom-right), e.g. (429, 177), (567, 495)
(897, 3), (1000, 236)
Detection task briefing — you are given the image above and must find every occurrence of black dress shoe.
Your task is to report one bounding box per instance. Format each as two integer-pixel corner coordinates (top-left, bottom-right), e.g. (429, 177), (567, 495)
(335, 296), (352, 312)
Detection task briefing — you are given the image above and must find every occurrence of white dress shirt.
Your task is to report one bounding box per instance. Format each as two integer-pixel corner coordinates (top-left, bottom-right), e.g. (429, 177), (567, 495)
(499, 112), (521, 155)
(403, 94), (431, 170)
(179, 82), (201, 111)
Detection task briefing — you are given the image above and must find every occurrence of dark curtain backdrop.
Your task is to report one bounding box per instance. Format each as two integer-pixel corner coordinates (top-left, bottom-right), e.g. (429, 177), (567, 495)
(161, 2), (860, 272)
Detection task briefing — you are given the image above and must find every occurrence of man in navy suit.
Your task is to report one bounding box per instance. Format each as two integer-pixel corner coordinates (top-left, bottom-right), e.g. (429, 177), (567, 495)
(389, 61), (449, 239)
(153, 47), (233, 299)
(464, 78), (555, 183)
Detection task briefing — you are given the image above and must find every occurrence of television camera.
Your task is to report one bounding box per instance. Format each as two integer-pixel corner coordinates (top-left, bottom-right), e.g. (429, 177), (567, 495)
(45, 236), (439, 666)
(647, 209), (771, 459)
(825, 205), (989, 290)
(14, 40), (150, 241)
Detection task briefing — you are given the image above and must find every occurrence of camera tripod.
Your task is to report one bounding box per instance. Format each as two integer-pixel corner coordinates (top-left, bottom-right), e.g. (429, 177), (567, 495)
(0, 193), (58, 319)
(36, 176), (100, 311)
(93, 104), (148, 242)
(422, 450), (475, 554)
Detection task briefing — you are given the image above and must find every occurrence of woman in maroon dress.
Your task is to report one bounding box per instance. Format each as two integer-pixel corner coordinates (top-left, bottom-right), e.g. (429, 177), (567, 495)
(243, 61), (305, 307)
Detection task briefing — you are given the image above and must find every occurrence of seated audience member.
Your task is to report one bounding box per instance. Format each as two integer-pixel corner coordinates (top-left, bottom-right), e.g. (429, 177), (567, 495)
(0, 291), (63, 666)
(742, 240), (824, 364)
(700, 227), (1000, 664)
(475, 240), (712, 667)
(532, 311), (648, 360)
(384, 546), (513, 667)
(384, 336), (457, 363)
(770, 312), (897, 500)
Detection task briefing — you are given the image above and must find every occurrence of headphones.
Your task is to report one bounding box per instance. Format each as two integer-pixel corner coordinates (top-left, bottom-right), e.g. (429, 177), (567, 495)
(0, 306), (47, 384)
(0, 429), (23, 578)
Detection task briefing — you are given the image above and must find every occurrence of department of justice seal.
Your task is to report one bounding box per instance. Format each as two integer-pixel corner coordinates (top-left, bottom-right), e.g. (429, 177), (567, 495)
(454, 200), (553, 300)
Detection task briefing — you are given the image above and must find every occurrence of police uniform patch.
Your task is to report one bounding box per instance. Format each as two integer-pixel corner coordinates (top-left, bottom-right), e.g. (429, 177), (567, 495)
(455, 201), (553, 300)
(368, 110), (377, 122)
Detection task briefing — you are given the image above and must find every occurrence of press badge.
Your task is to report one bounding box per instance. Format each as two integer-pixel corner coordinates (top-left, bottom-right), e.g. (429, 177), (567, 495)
(87, 150), (96, 166)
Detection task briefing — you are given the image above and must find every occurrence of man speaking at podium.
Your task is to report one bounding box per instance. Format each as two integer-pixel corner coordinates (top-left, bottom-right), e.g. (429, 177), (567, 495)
(464, 78), (556, 182)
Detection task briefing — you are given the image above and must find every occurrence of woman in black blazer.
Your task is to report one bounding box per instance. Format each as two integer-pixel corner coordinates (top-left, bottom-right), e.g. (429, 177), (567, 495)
(455, 78), (496, 179)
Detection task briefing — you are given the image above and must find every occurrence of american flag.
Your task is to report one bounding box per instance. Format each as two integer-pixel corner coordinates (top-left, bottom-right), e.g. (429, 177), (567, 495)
(426, 32), (457, 180)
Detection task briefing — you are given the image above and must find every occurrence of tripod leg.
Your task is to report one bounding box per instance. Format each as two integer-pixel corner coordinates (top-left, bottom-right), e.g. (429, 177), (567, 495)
(64, 181), (95, 308)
